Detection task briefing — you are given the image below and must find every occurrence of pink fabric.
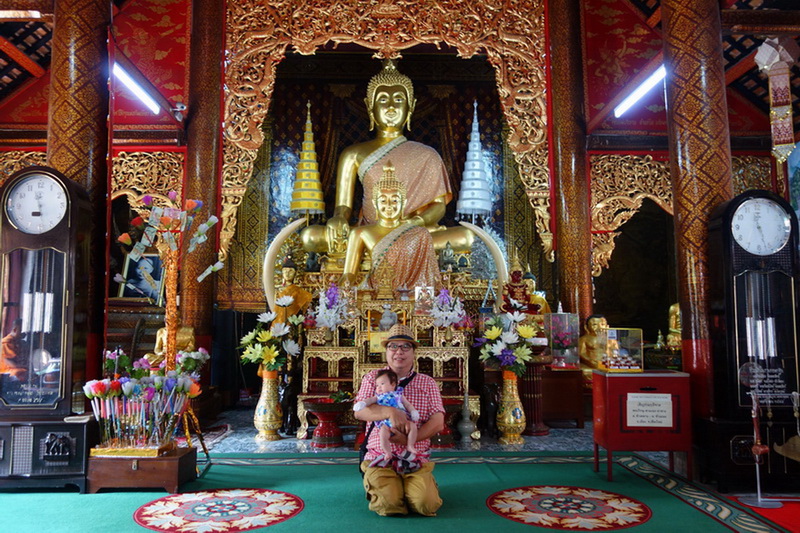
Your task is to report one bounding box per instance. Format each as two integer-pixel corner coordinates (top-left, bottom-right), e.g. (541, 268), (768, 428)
(356, 367), (444, 463)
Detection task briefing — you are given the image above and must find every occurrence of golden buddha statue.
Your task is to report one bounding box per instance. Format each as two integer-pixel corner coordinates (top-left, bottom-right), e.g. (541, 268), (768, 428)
(145, 323), (196, 367)
(339, 165), (441, 295)
(666, 302), (681, 352)
(578, 314), (608, 388)
(275, 256), (313, 324)
(301, 59), (473, 254)
(522, 271), (551, 315)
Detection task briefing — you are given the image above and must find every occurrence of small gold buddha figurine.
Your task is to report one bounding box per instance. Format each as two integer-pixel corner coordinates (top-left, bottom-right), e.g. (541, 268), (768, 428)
(339, 165), (441, 296)
(274, 256), (313, 324)
(300, 59), (473, 254)
(578, 314), (608, 388)
(522, 270), (551, 315)
(145, 323), (196, 367)
(666, 302), (681, 352)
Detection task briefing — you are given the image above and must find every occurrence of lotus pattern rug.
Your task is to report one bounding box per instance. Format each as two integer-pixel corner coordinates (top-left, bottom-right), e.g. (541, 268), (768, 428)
(487, 485), (652, 530)
(133, 488), (303, 532)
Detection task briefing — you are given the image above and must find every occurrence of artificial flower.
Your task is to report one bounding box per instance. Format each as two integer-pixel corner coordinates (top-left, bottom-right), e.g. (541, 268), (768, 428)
(118, 232), (132, 245)
(240, 306), (304, 371)
(258, 311), (277, 323)
(430, 288), (467, 328)
(313, 283), (349, 329)
(476, 312), (544, 376)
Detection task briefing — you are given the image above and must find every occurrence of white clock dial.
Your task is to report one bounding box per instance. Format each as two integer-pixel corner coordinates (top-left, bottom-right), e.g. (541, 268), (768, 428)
(731, 197), (791, 256)
(5, 173), (68, 235)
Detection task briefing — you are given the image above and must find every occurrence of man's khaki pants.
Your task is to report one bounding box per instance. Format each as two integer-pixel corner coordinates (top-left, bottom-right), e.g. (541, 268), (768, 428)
(361, 460), (442, 516)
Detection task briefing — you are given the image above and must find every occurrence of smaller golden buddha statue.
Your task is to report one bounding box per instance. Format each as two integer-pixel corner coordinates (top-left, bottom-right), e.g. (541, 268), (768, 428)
(578, 314), (608, 388)
(522, 271), (551, 315)
(145, 322), (196, 367)
(666, 303), (681, 352)
(339, 165), (441, 296)
(275, 256), (313, 324)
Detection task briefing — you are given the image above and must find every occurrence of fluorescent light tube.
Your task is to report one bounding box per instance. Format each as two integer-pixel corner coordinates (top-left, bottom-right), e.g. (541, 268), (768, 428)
(113, 62), (160, 115)
(613, 65), (666, 118)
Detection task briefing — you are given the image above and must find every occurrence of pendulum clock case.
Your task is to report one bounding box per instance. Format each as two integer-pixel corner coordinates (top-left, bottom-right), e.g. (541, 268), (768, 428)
(703, 189), (800, 492)
(0, 166), (93, 491)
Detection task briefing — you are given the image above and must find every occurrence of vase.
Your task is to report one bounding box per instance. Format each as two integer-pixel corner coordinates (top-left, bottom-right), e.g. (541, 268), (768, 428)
(254, 368), (282, 441)
(497, 370), (526, 445)
(456, 392), (477, 443)
(323, 327), (333, 345)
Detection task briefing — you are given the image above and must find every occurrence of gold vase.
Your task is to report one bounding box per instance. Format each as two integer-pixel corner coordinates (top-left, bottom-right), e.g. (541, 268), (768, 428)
(254, 368), (282, 441)
(497, 370), (526, 445)
(323, 327), (334, 345)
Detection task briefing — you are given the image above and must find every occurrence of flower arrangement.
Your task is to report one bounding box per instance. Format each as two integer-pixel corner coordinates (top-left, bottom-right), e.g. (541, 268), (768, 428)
(103, 347), (149, 379)
(329, 390), (354, 403)
(544, 312), (580, 369)
(474, 300), (547, 376)
(176, 347), (211, 376)
(87, 347), (207, 448)
(430, 288), (467, 328)
(83, 373), (201, 448)
(312, 283), (349, 329)
(240, 303), (303, 371)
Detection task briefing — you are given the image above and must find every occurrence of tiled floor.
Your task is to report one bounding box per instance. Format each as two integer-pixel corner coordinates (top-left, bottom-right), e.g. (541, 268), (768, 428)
(207, 406), (647, 459)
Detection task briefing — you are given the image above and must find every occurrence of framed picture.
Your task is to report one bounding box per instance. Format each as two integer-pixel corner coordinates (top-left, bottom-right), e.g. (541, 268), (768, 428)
(414, 286), (434, 316)
(117, 253), (164, 305)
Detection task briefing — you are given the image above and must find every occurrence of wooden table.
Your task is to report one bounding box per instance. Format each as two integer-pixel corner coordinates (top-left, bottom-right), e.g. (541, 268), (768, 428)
(87, 446), (197, 493)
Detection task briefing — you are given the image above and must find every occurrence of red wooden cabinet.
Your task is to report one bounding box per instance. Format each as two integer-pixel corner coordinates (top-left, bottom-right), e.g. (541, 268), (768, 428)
(592, 370), (692, 481)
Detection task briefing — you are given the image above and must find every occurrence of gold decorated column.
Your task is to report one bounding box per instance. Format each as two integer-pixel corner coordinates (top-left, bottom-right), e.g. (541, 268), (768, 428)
(548, 0), (593, 319)
(181, 0), (224, 343)
(662, 0), (733, 418)
(46, 0), (110, 379)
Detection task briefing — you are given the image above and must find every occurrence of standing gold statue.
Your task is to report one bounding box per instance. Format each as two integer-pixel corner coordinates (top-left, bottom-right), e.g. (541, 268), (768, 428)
(301, 59), (473, 254)
(666, 303), (681, 352)
(339, 165), (441, 295)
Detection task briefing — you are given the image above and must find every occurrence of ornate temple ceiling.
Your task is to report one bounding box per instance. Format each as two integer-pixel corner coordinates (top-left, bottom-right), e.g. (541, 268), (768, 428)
(0, 0), (798, 145)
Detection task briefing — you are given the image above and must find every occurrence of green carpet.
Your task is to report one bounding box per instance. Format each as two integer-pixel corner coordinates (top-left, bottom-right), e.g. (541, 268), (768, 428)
(0, 453), (788, 532)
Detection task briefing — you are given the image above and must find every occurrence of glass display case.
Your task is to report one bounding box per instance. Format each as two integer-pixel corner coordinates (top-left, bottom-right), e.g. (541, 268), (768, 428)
(544, 312), (580, 369)
(600, 327), (643, 372)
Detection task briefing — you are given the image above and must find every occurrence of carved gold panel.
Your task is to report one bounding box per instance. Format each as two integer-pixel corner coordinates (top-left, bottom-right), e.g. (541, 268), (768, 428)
(110, 151), (185, 209)
(223, 0), (551, 261)
(589, 153), (775, 277)
(0, 151), (47, 185)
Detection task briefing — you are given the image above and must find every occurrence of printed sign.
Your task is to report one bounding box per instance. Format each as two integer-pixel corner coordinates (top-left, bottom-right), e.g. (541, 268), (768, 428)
(626, 393), (673, 427)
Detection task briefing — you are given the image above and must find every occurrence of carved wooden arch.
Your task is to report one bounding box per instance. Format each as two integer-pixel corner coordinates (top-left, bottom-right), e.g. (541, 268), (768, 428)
(589, 153), (774, 277)
(220, 0), (552, 261)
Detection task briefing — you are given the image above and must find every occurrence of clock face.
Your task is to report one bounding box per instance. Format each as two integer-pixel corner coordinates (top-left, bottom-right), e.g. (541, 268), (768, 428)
(731, 197), (792, 256)
(5, 172), (68, 234)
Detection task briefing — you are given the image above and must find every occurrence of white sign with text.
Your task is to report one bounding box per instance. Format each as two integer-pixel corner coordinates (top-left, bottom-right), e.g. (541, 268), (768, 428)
(626, 393), (673, 427)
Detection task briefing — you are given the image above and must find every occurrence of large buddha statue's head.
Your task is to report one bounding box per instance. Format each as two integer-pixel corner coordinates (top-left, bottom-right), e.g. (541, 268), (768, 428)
(365, 59), (417, 132)
(373, 163), (406, 224)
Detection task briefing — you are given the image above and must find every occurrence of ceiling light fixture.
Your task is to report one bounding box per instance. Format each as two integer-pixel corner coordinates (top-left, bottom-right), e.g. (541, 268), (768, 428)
(613, 65), (666, 118)
(0, 11), (42, 19)
(112, 62), (160, 115)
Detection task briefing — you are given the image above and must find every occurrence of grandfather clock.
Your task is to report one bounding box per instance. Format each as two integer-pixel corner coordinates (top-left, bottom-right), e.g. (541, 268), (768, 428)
(0, 166), (93, 491)
(700, 189), (800, 492)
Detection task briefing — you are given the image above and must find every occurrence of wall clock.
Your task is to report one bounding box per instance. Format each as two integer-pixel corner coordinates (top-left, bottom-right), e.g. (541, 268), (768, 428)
(707, 189), (799, 420)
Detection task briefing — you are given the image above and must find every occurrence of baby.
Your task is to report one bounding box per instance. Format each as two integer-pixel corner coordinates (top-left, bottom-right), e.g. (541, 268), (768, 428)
(354, 368), (420, 468)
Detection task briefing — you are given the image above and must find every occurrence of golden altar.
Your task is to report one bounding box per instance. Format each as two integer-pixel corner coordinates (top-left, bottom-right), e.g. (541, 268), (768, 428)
(295, 297), (478, 439)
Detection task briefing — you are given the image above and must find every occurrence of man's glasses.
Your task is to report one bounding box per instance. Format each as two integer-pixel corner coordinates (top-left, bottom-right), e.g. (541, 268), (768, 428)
(387, 343), (414, 352)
